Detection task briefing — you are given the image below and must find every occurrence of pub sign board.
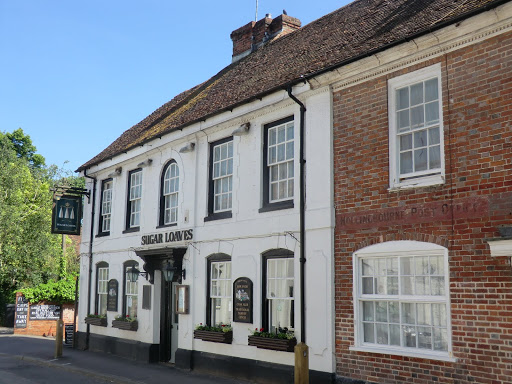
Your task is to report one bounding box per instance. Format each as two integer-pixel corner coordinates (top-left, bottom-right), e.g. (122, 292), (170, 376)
(233, 277), (253, 323)
(51, 195), (82, 235)
(29, 304), (61, 320)
(107, 279), (118, 312)
(15, 295), (29, 328)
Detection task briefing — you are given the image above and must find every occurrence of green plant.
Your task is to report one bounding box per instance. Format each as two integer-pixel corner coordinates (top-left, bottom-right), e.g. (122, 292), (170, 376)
(250, 327), (296, 340)
(114, 315), (137, 322)
(86, 313), (106, 319)
(195, 323), (232, 333)
(19, 273), (77, 304)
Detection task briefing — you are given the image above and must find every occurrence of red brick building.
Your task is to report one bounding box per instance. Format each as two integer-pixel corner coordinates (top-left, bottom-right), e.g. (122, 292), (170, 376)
(332, 4), (512, 384)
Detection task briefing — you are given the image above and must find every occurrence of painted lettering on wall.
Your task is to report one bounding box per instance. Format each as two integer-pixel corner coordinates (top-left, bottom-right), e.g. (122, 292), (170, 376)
(337, 197), (489, 230)
(141, 229), (193, 246)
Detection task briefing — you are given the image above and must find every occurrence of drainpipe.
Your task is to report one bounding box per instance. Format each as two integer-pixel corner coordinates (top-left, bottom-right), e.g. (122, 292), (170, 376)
(83, 168), (97, 350)
(287, 84), (309, 382)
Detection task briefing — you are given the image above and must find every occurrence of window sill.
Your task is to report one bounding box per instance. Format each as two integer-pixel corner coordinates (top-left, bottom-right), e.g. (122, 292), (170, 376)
(95, 232), (110, 238)
(156, 223), (177, 229)
(122, 227), (140, 234)
(204, 211), (232, 222)
(349, 345), (456, 362)
(259, 200), (294, 213)
(388, 175), (444, 192)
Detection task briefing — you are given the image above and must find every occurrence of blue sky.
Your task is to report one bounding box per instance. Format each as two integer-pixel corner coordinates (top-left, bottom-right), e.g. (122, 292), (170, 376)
(0, 0), (350, 173)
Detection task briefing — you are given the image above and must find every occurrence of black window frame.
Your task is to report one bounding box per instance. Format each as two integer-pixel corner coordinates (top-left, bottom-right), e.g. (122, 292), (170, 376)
(259, 116), (295, 213)
(124, 168), (142, 233)
(122, 260), (138, 319)
(94, 261), (109, 316)
(97, 178), (113, 237)
(206, 253), (231, 326)
(261, 249), (295, 332)
(158, 159), (179, 228)
(205, 137), (233, 222)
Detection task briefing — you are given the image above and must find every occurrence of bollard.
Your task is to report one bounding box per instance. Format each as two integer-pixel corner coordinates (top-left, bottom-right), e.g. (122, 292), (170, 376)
(294, 342), (309, 384)
(54, 319), (63, 358)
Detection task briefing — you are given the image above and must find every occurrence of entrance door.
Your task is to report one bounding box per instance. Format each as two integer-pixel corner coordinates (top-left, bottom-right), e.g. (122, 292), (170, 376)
(160, 277), (180, 363)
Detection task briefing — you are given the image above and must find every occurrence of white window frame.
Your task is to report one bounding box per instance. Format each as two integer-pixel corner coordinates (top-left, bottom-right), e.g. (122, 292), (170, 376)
(96, 266), (109, 316)
(209, 260), (232, 325)
(101, 180), (113, 233)
(388, 64), (445, 190)
(129, 170), (142, 228)
(212, 140), (233, 213)
(125, 264), (138, 319)
(351, 241), (455, 362)
(266, 257), (294, 332)
(267, 120), (294, 202)
(163, 162), (179, 225)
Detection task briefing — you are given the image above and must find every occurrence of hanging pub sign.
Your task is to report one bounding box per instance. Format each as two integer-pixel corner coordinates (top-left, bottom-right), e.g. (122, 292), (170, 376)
(52, 195), (82, 235)
(233, 277), (253, 323)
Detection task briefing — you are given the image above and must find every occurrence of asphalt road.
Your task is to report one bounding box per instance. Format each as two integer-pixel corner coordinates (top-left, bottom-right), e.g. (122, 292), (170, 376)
(0, 330), (249, 384)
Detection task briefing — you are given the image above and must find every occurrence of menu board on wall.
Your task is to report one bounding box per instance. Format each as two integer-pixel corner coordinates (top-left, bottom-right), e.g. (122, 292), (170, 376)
(107, 279), (118, 311)
(233, 277), (253, 323)
(29, 304), (61, 320)
(64, 324), (74, 345)
(15, 295), (29, 328)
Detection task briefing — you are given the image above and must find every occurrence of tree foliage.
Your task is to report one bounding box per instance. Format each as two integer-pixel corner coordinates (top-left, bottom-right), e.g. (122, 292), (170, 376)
(0, 129), (83, 316)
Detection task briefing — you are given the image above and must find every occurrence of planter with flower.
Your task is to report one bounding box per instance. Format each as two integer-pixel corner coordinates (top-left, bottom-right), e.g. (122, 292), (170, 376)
(112, 315), (138, 331)
(248, 328), (296, 352)
(84, 313), (107, 327)
(194, 323), (233, 344)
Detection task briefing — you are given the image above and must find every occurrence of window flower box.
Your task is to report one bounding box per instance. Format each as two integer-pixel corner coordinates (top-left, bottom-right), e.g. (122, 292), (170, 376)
(112, 318), (138, 331)
(84, 316), (107, 327)
(248, 335), (297, 352)
(194, 330), (233, 344)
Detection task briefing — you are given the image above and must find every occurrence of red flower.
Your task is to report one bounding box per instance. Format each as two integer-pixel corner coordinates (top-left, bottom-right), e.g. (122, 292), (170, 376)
(259, 328), (264, 332)
(200, 323), (203, 325)
(126, 315), (129, 318)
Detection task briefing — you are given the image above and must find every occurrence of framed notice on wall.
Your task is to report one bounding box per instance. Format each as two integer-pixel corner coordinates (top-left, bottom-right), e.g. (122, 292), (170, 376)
(175, 285), (189, 314)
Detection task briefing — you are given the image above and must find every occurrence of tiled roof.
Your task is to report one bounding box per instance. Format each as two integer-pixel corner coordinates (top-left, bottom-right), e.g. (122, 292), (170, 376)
(78, 0), (505, 171)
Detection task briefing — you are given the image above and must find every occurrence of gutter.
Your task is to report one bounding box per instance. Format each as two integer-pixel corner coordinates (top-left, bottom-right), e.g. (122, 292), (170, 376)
(77, 0), (507, 173)
(83, 168), (97, 350)
(287, 84), (307, 344)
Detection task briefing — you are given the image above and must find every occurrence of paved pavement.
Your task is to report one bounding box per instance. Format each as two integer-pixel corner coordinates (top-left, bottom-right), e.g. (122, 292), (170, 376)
(0, 327), (250, 384)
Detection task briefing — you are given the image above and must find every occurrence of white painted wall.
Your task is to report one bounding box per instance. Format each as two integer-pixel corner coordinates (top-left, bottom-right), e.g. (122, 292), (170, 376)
(78, 84), (335, 372)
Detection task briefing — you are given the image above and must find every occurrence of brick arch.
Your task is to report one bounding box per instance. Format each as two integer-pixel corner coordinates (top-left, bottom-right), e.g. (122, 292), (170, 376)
(353, 232), (449, 253)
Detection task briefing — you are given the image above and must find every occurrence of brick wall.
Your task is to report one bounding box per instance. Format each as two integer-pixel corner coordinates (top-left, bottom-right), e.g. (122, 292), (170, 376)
(333, 31), (512, 384)
(14, 292), (75, 337)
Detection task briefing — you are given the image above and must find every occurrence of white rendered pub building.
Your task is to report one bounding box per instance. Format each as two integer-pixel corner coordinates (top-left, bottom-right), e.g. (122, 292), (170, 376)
(76, 12), (335, 383)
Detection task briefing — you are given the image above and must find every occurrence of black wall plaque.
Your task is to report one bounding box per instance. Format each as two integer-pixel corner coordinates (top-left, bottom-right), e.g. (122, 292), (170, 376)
(107, 279), (118, 311)
(29, 304), (61, 320)
(15, 295), (29, 328)
(233, 277), (253, 323)
(64, 324), (74, 345)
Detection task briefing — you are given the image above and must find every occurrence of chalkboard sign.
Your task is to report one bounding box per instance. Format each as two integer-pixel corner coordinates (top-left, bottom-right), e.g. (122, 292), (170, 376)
(15, 295), (29, 328)
(29, 304), (61, 320)
(64, 324), (74, 345)
(233, 277), (253, 323)
(107, 279), (118, 311)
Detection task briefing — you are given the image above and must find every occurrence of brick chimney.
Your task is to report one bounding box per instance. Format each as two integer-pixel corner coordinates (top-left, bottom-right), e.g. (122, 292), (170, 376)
(230, 13), (301, 62)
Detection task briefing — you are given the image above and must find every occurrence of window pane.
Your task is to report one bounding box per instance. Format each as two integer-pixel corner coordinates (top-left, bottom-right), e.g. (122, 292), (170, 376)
(414, 130), (427, 149)
(403, 326), (417, 347)
(400, 152), (413, 174)
(400, 134), (412, 151)
(429, 146), (441, 169)
(402, 303), (415, 324)
(432, 304), (446, 326)
(376, 323), (389, 345)
(397, 110), (410, 131)
(433, 328), (448, 351)
(414, 148), (427, 171)
(418, 326), (432, 349)
(415, 276), (428, 295)
(277, 126), (285, 143)
(362, 259), (374, 275)
(376, 301), (387, 322)
(389, 301), (399, 323)
(431, 276), (445, 295)
(363, 301), (374, 321)
(410, 83), (423, 106)
(269, 299), (293, 332)
(417, 303), (431, 325)
(425, 101), (439, 125)
(425, 78), (438, 102)
(286, 123), (294, 140)
(363, 323), (375, 343)
(387, 276), (398, 295)
(396, 88), (409, 110)
(362, 277), (374, 294)
(277, 144), (285, 162)
(390, 324), (401, 346)
(269, 128), (276, 145)
(401, 276), (413, 295)
(375, 276), (387, 294)
(286, 142), (293, 160)
(411, 106), (424, 128)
